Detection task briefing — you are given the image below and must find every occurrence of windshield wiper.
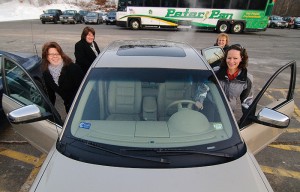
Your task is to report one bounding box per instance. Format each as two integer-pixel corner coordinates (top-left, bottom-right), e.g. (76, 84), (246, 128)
(67, 137), (170, 164)
(122, 148), (233, 158)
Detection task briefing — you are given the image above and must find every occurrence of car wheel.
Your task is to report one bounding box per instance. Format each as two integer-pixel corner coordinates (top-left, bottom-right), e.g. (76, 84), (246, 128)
(61, 22), (65, 24)
(41, 21), (45, 24)
(53, 18), (58, 24)
(231, 22), (244, 34)
(270, 23), (276, 28)
(130, 19), (140, 30)
(217, 22), (230, 33)
(106, 21), (108, 25)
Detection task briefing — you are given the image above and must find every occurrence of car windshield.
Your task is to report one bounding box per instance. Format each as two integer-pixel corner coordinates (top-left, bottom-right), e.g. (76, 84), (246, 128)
(45, 9), (56, 14)
(108, 11), (116, 16)
(60, 68), (244, 167)
(87, 12), (97, 16)
(273, 16), (283, 20)
(64, 10), (76, 15)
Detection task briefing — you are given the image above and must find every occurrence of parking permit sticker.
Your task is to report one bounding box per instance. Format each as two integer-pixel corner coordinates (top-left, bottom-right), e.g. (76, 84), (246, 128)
(213, 123), (223, 130)
(79, 122), (91, 129)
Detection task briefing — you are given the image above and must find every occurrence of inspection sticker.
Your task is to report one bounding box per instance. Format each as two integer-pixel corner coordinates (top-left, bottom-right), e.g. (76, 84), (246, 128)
(213, 123), (223, 130)
(79, 122), (91, 129)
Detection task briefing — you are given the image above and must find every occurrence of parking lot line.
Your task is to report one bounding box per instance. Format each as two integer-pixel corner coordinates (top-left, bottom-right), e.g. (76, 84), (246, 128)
(294, 105), (300, 117)
(0, 147), (38, 165)
(19, 154), (46, 192)
(268, 144), (300, 152)
(261, 165), (300, 180)
(286, 128), (300, 133)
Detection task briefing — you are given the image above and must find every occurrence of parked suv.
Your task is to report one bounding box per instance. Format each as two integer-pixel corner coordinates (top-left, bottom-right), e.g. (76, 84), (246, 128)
(106, 11), (116, 25)
(40, 9), (62, 24)
(60, 10), (82, 24)
(268, 15), (288, 28)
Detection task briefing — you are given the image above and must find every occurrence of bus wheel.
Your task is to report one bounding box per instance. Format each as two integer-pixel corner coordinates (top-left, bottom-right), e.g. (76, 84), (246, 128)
(130, 19), (140, 30)
(231, 22), (243, 34)
(217, 22), (229, 33)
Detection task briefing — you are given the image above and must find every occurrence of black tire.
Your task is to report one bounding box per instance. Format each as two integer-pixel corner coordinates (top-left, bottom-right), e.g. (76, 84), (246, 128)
(130, 19), (140, 30)
(53, 18), (58, 24)
(270, 23), (276, 28)
(231, 22), (244, 34)
(41, 21), (45, 24)
(217, 22), (230, 33)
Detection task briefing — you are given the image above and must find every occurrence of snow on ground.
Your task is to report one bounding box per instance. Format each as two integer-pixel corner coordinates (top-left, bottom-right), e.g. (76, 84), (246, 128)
(0, 0), (82, 22)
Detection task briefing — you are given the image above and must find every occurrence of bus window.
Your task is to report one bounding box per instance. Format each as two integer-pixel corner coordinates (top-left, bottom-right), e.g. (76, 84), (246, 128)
(195, 0), (212, 8)
(162, 0), (177, 7)
(145, 0), (160, 7)
(178, 1), (193, 8)
(230, 0), (249, 9)
(128, 0), (143, 6)
(248, 0), (268, 10)
(213, 0), (230, 9)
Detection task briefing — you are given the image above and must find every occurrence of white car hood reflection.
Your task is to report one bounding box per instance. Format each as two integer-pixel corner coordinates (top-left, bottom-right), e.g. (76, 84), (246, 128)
(34, 149), (272, 192)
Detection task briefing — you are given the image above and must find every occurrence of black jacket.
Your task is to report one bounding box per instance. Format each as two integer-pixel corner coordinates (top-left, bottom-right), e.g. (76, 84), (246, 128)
(43, 63), (84, 113)
(75, 39), (100, 74)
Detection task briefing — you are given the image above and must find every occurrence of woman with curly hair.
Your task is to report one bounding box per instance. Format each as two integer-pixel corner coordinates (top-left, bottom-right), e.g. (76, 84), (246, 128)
(215, 44), (253, 113)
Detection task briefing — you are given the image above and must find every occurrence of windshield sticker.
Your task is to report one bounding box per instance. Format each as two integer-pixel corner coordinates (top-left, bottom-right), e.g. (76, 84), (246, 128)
(79, 122), (91, 129)
(213, 123), (223, 130)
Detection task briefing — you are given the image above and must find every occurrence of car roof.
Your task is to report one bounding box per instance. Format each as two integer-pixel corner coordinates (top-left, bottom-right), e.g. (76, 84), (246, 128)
(93, 39), (209, 70)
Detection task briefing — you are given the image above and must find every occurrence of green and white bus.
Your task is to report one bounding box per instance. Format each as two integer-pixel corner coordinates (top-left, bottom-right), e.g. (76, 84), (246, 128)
(116, 0), (275, 33)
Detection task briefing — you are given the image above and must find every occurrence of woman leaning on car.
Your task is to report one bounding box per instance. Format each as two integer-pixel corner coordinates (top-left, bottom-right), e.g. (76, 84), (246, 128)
(74, 26), (100, 75)
(215, 44), (254, 114)
(41, 41), (84, 113)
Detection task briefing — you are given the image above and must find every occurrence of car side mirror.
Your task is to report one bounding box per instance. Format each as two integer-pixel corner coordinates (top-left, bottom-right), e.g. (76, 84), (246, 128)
(7, 104), (51, 124)
(255, 107), (290, 128)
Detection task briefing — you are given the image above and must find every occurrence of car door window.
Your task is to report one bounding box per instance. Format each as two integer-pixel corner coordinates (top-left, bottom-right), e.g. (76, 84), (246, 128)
(201, 47), (224, 68)
(4, 59), (50, 114)
(255, 65), (292, 113)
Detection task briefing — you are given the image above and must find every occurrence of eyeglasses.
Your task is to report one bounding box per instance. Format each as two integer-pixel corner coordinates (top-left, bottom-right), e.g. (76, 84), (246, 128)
(229, 44), (245, 52)
(47, 53), (61, 57)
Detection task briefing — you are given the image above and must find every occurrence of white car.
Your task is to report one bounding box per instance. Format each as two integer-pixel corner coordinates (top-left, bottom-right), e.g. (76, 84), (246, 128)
(1, 39), (296, 191)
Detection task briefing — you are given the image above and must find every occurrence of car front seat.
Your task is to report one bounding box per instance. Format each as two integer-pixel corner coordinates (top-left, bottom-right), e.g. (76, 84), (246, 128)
(157, 81), (193, 120)
(106, 81), (142, 121)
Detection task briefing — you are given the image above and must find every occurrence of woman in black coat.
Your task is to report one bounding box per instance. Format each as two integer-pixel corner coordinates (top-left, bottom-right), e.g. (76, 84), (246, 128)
(75, 26), (100, 74)
(41, 42), (84, 113)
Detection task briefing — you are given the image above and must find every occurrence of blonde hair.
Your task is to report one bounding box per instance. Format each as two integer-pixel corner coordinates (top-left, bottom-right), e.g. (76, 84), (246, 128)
(216, 33), (229, 46)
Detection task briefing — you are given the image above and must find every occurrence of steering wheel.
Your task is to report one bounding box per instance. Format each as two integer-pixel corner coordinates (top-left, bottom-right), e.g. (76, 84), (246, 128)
(166, 100), (196, 113)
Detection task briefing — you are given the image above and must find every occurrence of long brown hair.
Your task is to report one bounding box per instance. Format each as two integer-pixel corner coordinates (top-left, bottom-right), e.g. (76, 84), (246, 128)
(220, 44), (249, 70)
(81, 26), (96, 41)
(41, 41), (73, 72)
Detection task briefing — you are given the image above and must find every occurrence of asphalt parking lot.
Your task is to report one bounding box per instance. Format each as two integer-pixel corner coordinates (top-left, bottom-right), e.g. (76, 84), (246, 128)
(0, 20), (299, 192)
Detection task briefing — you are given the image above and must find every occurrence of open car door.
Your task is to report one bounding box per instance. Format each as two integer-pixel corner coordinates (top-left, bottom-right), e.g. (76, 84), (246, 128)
(200, 46), (225, 69)
(239, 61), (296, 155)
(0, 53), (63, 154)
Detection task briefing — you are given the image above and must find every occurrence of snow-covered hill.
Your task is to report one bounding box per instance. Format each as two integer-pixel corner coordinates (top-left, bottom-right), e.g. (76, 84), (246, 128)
(0, 0), (85, 22)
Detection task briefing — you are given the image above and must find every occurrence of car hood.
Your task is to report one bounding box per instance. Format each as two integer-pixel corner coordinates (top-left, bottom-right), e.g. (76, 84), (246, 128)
(31, 148), (272, 192)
